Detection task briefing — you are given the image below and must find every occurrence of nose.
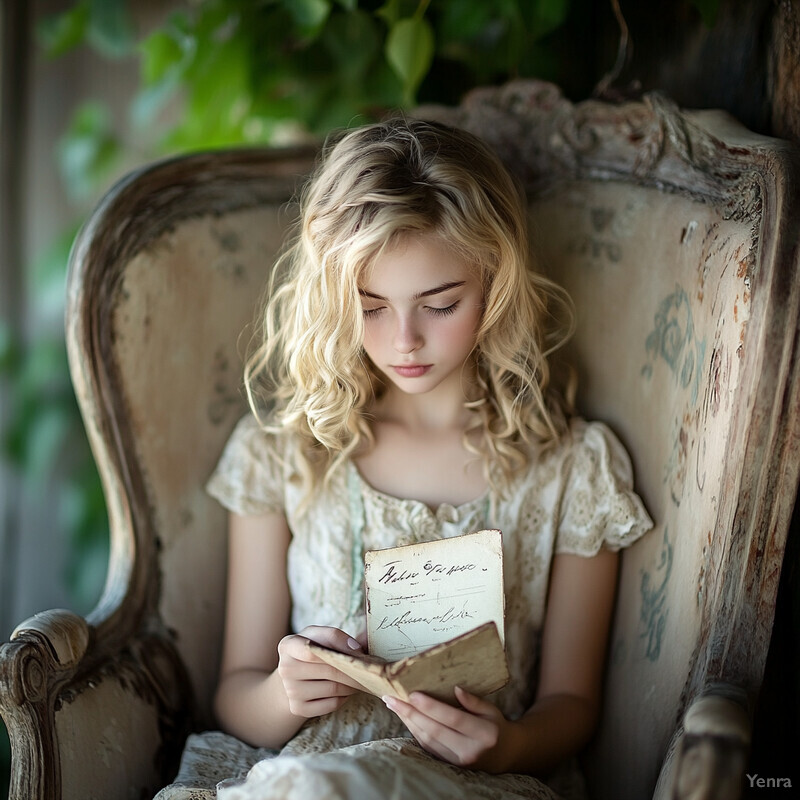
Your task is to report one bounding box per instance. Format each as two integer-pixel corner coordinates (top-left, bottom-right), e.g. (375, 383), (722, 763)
(393, 314), (423, 354)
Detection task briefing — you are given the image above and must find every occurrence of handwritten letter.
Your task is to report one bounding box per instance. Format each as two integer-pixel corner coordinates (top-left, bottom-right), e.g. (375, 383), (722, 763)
(365, 529), (504, 660)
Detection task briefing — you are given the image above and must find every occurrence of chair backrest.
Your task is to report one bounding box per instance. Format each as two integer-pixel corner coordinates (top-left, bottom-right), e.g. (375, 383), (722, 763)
(65, 149), (316, 725)
(421, 81), (800, 798)
(52, 80), (798, 799)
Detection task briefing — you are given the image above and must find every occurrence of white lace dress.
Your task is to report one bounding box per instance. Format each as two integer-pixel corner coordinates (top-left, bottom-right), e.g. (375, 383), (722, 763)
(156, 415), (652, 800)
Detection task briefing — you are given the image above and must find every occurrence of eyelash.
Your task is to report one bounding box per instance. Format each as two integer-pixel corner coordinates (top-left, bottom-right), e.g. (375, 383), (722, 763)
(362, 302), (460, 319)
(429, 302), (459, 317)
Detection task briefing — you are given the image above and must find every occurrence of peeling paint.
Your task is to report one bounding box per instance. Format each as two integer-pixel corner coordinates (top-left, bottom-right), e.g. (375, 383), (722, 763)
(207, 347), (241, 425)
(210, 226), (242, 253)
(681, 220), (698, 244)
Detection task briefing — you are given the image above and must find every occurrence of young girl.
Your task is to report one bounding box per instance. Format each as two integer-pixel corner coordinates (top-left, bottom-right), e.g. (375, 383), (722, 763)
(204, 118), (652, 800)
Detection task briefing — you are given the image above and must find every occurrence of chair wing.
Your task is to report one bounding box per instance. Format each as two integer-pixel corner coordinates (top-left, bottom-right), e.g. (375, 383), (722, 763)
(421, 81), (800, 799)
(0, 148), (315, 798)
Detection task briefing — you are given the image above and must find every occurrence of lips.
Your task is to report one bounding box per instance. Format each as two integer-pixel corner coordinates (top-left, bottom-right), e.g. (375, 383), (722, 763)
(392, 364), (432, 378)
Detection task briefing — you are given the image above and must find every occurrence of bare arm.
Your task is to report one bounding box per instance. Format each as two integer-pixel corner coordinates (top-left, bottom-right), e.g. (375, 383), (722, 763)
(213, 511), (364, 748)
(511, 548), (619, 773)
(385, 549), (619, 774)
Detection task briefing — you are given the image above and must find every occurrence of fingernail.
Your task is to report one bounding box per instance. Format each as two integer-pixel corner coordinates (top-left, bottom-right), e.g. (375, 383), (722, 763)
(347, 637), (362, 650)
(382, 695), (396, 709)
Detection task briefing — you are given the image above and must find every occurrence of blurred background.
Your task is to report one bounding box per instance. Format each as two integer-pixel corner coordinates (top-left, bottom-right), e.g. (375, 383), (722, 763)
(1, 1), (798, 796)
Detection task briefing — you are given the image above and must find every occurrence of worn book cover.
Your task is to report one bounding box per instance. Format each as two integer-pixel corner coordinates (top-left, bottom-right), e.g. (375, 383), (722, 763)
(309, 529), (508, 703)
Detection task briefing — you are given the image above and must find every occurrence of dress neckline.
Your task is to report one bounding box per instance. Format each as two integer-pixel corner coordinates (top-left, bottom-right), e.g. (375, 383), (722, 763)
(344, 460), (493, 621)
(347, 459), (491, 520)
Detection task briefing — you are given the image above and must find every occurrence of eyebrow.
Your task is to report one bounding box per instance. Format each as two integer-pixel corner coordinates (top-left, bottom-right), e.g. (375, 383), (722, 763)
(359, 281), (466, 302)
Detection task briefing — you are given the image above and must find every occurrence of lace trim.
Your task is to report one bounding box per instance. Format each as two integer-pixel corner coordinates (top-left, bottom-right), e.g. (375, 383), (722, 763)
(347, 465), (366, 619)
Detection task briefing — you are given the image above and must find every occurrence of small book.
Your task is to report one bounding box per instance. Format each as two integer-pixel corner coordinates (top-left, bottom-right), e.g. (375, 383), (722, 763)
(309, 529), (509, 704)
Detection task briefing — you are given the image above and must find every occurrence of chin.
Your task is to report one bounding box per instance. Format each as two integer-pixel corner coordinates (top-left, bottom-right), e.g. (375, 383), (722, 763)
(388, 377), (438, 394)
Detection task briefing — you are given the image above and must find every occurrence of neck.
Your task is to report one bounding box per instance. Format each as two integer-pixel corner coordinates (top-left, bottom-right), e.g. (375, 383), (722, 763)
(379, 393), (467, 431)
(374, 373), (480, 432)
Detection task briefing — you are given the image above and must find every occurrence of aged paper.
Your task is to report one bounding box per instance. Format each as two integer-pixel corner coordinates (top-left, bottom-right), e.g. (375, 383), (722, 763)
(308, 530), (508, 703)
(310, 621), (508, 703)
(365, 529), (505, 660)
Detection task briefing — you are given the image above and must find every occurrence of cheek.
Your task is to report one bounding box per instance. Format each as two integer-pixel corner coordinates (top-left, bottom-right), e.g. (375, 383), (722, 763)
(445, 309), (482, 350)
(361, 324), (381, 354)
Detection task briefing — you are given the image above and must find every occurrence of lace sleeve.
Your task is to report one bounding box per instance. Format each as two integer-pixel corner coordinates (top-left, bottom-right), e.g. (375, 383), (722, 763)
(206, 414), (286, 516)
(555, 420), (654, 556)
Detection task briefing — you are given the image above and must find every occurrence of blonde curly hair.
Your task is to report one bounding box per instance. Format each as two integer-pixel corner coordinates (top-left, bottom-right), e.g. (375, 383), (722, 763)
(245, 117), (574, 501)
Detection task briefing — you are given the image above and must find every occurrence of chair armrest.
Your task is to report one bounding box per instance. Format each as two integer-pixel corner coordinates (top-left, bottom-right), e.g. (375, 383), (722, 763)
(9, 608), (90, 669)
(655, 688), (751, 800)
(0, 609), (90, 798)
(1, 608), (193, 799)
(672, 694), (751, 799)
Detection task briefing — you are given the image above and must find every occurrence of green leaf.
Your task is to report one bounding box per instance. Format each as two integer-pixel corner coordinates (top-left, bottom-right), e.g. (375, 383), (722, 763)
(530, 0), (570, 39)
(335, 0), (358, 10)
(56, 103), (121, 201)
(130, 78), (181, 132)
(362, 58), (405, 112)
(385, 16), (434, 104)
(37, 2), (90, 58)
(86, 0), (135, 57)
(438, 0), (494, 41)
(140, 29), (185, 85)
(282, 0), (332, 37)
(377, 0), (419, 27)
(163, 29), (254, 150)
(133, 13), (196, 131)
(322, 10), (380, 79)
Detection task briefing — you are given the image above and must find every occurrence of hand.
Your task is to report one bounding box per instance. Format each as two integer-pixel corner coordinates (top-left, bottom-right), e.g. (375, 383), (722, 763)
(276, 625), (366, 718)
(383, 686), (518, 773)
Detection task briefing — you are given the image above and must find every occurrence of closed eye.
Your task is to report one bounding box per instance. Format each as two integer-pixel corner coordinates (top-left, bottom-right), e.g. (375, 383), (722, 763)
(362, 307), (385, 318)
(427, 302), (459, 317)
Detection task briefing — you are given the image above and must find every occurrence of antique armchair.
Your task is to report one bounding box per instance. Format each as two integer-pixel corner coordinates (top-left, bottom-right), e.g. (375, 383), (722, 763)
(1, 80), (798, 800)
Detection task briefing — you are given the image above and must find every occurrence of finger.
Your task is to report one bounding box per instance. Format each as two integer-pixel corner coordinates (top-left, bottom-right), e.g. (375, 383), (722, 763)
(383, 697), (458, 760)
(453, 686), (499, 718)
(279, 656), (367, 692)
(298, 625), (364, 654)
(406, 691), (487, 728)
(385, 694), (500, 766)
(284, 677), (361, 718)
(278, 639), (359, 676)
(384, 695), (466, 743)
(287, 693), (352, 718)
(292, 678), (359, 699)
(381, 696), (456, 757)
